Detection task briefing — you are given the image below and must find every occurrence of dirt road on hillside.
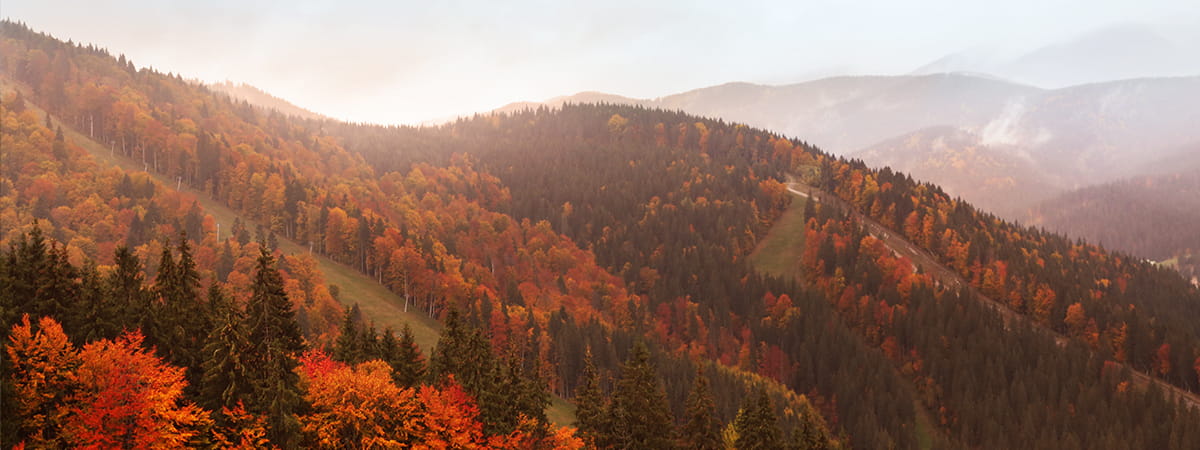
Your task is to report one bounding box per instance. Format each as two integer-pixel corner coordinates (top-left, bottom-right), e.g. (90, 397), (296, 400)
(786, 180), (1200, 410)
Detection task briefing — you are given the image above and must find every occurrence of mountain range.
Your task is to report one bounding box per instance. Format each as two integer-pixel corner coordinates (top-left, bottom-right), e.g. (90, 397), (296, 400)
(4, 19), (1200, 449)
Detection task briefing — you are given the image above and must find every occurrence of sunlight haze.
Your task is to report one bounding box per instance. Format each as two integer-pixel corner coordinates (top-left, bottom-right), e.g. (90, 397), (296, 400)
(5, 0), (1197, 124)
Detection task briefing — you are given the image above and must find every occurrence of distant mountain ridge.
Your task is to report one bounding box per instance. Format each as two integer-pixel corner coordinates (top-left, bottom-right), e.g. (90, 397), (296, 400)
(1026, 170), (1200, 262)
(913, 23), (1200, 89)
(206, 81), (327, 121)
(493, 74), (1200, 217)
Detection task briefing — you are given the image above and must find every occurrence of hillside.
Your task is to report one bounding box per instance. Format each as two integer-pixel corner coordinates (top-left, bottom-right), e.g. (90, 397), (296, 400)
(5, 20), (1200, 450)
(330, 105), (1200, 447)
(1026, 171), (1200, 281)
(205, 81), (328, 121)
(497, 74), (1200, 221)
(853, 126), (1059, 216)
(0, 21), (837, 448)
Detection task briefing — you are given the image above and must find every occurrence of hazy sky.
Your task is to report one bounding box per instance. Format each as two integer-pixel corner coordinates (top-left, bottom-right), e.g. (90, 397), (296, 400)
(4, 0), (1198, 124)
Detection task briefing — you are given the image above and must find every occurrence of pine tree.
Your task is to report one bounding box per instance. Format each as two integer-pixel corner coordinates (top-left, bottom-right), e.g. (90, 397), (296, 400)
(517, 348), (550, 425)
(332, 306), (362, 364)
(0, 224), (78, 331)
(429, 308), (492, 387)
(106, 245), (149, 335)
(74, 262), (117, 343)
(573, 347), (607, 447)
(243, 246), (305, 448)
(199, 285), (253, 414)
(788, 406), (831, 450)
(391, 323), (426, 387)
(734, 388), (782, 450)
(609, 341), (675, 449)
(155, 233), (206, 389)
(360, 322), (381, 361)
(681, 368), (722, 450)
(429, 308), (511, 435)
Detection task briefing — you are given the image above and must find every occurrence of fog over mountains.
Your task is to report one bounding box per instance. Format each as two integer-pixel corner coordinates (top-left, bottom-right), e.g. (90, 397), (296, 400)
(911, 23), (1200, 88)
(210, 21), (1200, 262)
(489, 74), (1200, 217)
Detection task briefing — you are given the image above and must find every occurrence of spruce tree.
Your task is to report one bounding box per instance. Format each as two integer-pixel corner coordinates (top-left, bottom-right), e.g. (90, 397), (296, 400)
(107, 245), (149, 334)
(573, 347), (607, 447)
(199, 284), (253, 413)
(1, 225), (78, 331)
(734, 388), (782, 450)
(392, 323), (426, 387)
(681, 368), (722, 450)
(517, 348), (550, 425)
(609, 341), (675, 449)
(332, 306), (362, 364)
(74, 262), (117, 343)
(244, 246), (305, 448)
(429, 308), (509, 435)
(156, 232), (206, 388)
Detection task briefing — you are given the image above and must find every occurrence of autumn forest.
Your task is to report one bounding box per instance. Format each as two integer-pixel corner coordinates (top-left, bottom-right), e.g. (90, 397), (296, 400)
(1, 19), (1199, 449)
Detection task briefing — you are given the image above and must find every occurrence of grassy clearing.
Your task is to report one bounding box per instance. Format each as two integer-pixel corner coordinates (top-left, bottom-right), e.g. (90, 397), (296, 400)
(749, 195), (808, 279)
(750, 188), (945, 448)
(20, 87), (575, 425)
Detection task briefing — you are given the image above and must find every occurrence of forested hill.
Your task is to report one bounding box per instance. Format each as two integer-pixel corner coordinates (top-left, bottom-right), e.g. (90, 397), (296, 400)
(0, 21), (836, 449)
(1026, 171), (1200, 262)
(322, 103), (1200, 446)
(3, 20), (1200, 449)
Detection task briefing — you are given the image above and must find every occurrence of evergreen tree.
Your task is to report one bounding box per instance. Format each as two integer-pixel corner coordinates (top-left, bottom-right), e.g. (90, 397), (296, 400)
(74, 262), (117, 343)
(517, 348), (551, 425)
(377, 325), (400, 364)
(156, 232), (206, 388)
(0, 224), (78, 331)
(243, 246), (305, 448)
(360, 323), (381, 360)
(199, 285), (253, 414)
(681, 368), (722, 450)
(573, 347), (607, 447)
(332, 306), (363, 364)
(216, 240), (235, 281)
(734, 388), (782, 450)
(429, 308), (515, 435)
(609, 341), (675, 449)
(428, 308), (491, 387)
(106, 245), (149, 334)
(391, 323), (426, 387)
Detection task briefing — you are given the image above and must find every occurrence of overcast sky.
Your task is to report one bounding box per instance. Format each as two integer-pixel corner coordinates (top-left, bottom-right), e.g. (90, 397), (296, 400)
(4, 0), (1198, 124)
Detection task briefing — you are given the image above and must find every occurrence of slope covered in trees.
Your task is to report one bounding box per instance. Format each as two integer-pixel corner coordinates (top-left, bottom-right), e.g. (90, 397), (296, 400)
(1, 21), (837, 448)
(4, 19), (1200, 449)
(1025, 171), (1200, 281)
(330, 103), (1200, 447)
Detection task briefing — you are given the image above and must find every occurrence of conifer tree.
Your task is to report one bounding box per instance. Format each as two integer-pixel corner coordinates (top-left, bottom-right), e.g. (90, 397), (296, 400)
(573, 347), (607, 447)
(243, 246), (305, 447)
(391, 323), (426, 387)
(0, 224), (78, 331)
(106, 245), (149, 335)
(734, 388), (782, 450)
(199, 285), (252, 414)
(429, 308), (514, 435)
(609, 341), (675, 449)
(517, 349), (550, 425)
(332, 306), (362, 364)
(681, 368), (722, 450)
(429, 308), (491, 386)
(74, 262), (117, 343)
(155, 232), (206, 388)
